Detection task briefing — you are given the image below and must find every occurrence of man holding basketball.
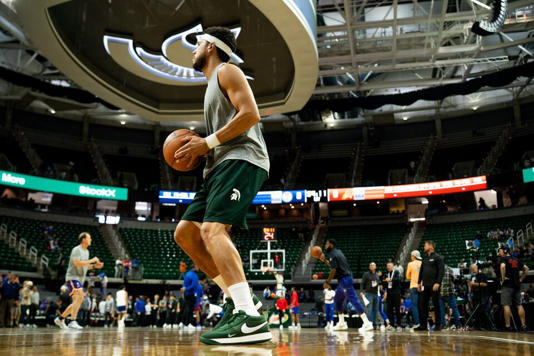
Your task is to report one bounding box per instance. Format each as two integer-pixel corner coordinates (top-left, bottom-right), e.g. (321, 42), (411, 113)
(54, 232), (103, 330)
(319, 239), (374, 332)
(172, 26), (270, 345)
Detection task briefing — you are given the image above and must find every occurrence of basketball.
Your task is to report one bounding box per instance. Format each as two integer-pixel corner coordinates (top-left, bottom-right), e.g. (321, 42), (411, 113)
(311, 245), (322, 259)
(312, 273), (318, 280)
(270, 293), (276, 299)
(162, 129), (200, 172)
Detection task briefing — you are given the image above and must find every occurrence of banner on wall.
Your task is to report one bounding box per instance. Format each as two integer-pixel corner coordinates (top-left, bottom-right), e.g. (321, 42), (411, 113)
(0, 170), (128, 201)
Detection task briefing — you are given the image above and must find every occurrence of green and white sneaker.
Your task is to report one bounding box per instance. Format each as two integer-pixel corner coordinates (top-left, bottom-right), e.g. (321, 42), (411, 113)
(200, 310), (272, 345)
(213, 295), (262, 331)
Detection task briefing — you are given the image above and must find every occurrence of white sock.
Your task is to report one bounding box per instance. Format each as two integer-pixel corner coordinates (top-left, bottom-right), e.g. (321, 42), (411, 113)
(213, 275), (230, 297)
(228, 282), (259, 316)
(360, 313), (370, 324)
(338, 313), (345, 324)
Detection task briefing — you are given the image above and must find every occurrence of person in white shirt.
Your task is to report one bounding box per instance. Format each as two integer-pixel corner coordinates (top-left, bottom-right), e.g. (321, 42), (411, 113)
(116, 285), (128, 328)
(30, 286), (39, 327)
(20, 281), (33, 327)
(323, 283), (336, 330)
(145, 298), (152, 327)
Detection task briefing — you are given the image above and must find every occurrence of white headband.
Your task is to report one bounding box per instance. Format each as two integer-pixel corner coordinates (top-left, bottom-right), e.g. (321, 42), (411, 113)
(196, 34), (233, 56)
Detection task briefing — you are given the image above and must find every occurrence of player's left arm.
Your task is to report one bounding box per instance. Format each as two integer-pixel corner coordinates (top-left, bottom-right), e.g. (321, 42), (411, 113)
(174, 64), (260, 167)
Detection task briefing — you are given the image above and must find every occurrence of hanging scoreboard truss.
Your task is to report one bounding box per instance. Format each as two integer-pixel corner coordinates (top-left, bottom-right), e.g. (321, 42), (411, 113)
(471, 0), (508, 36)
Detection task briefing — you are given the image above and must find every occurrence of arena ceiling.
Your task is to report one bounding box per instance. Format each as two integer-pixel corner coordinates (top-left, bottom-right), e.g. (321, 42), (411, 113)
(0, 0), (532, 128)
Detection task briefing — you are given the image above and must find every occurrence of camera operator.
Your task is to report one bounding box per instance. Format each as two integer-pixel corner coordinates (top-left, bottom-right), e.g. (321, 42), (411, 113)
(498, 245), (529, 332)
(468, 264), (496, 331)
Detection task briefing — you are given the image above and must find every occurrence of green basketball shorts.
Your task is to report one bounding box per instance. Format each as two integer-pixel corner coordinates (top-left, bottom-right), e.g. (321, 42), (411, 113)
(181, 159), (267, 229)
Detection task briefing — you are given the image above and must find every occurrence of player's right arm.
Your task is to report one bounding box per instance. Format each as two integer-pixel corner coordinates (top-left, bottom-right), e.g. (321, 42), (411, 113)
(72, 257), (100, 268)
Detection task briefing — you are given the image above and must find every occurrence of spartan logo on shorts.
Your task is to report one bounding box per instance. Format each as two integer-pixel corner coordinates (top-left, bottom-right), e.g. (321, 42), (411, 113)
(230, 188), (241, 201)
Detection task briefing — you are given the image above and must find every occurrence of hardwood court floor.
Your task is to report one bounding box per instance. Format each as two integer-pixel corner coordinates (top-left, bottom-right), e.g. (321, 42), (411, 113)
(0, 327), (533, 356)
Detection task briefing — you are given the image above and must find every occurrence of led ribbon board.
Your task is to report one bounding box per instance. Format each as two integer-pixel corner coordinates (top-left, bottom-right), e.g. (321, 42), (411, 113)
(328, 176), (487, 201)
(0, 170), (128, 201)
(159, 190), (306, 205)
(159, 191), (196, 204)
(252, 190), (306, 205)
(523, 167), (534, 183)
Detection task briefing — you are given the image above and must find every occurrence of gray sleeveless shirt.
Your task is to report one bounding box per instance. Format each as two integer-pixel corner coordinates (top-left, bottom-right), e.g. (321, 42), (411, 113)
(203, 63), (270, 178)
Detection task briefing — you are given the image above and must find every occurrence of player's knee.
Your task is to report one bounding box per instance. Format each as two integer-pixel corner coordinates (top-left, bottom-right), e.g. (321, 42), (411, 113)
(200, 223), (223, 244)
(174, 224), (190, 247)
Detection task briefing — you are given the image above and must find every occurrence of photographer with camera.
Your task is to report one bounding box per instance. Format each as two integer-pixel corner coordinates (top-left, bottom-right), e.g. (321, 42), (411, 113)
(468, 264), (496, 331)
(498, 245), (529, 332)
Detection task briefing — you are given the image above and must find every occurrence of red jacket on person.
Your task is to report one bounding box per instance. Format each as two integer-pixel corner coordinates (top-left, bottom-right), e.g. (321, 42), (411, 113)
(276, 297), (288, 311)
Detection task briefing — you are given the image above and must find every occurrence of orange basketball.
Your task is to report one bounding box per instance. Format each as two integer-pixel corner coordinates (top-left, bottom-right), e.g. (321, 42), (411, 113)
(311, 245), (323, 259)
(163, 129), (200, 172)
(312, 274), (318, 280)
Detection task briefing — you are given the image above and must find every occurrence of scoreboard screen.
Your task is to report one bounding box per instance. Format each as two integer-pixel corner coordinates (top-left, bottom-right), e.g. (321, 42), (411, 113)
(263, 227), (276, 241)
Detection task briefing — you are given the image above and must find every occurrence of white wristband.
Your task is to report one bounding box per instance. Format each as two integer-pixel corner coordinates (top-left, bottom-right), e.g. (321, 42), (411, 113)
(205, 133), (221, 149)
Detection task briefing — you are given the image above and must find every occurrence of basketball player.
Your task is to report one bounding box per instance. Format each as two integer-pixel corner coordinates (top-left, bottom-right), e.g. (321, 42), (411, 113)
(269, 269), (286, 298)
(172, 26), (270, 345)
(116, 285), (128, 328)
(55, 232), (103, 330)
(320, 239), (373, 332)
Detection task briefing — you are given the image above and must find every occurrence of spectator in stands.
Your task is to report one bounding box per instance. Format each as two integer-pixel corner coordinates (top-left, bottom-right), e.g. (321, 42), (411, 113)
(439, 260), (461, 330)
(384, 262), (401, 331)
(134, 296), (146, 327)
(263, 286), (272, 299)
(468, 264), (496, 331)
(473, 237), (480, 250)
(361, 262), (380, 330)
(406, 251), (422, 329)
(458, 259), (467, 269)
(114, 259), (123, 278)
(0, 273), (19, 328)
(298, 288), (306, 302)
(416, 241), (444, 331)
(478, 197), (489, 210)
(30, 285), (39, 327)
(182, 265), (199, 330)
(498, 245), (529, 331)
(131, 259), (139, 279)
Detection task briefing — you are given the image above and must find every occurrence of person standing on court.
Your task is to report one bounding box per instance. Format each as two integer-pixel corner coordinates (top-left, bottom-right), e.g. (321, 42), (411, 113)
(360, 262), (380, 329)
(288, 287), (301, 330)
(384, 262), (402, 330)
(498, 245), (529, 331)
(172, 26), (270, 345)
(320, 238), (374, 332)
(54, 232), (103, 330)
(182, 265), (199, 330)
(406, 250), (422, 329)
(416, 241), (444, 331)
(468, 264), (496, 330)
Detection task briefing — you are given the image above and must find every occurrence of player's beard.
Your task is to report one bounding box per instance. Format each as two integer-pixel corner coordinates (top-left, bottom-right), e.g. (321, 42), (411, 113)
(193, 53), (206, 72)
